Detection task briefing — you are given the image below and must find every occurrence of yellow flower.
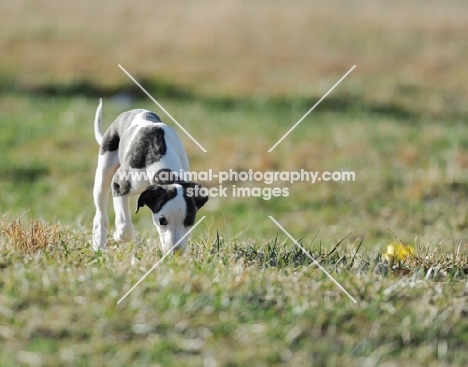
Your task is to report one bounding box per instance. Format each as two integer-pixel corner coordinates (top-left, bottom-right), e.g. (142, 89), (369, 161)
(383, 243), (414, 261)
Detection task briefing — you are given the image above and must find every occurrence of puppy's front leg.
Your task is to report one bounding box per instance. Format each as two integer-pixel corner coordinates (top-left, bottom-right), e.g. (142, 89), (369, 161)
(112, 195), (136, 243)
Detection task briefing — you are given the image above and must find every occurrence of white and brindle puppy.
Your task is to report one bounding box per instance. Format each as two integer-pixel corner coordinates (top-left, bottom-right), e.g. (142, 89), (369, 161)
(92, 99), (208, 253)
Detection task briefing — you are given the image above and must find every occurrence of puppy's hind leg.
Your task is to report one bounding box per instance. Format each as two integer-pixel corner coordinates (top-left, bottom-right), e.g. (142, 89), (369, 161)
(93, 152), (118, 251)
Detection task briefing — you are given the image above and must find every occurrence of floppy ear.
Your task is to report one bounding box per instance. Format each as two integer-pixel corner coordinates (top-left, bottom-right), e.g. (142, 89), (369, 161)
(136, 184), (178, 214)
(136, 188), (157, 214)
(182, 182), (209, 210)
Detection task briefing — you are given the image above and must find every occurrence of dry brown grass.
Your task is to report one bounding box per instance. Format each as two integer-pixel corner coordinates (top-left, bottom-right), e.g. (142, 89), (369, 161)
(0, 217), (60, 253)
(1, 0), (467, 109)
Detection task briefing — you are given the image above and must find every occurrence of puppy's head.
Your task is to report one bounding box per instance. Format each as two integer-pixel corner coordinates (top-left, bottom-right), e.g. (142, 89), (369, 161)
(136, 182), (208, 254)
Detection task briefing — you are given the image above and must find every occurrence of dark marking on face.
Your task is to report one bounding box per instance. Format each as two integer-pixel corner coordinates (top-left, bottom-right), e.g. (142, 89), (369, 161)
(182, 183), (209, 210)
(127, 126), (167, 169)
(142, 112), (161, 122)
(183, 201), (196, 227)
(100, 109), (145, 154)
(182, 183), (209, 226)
(136, 184), (177, 214)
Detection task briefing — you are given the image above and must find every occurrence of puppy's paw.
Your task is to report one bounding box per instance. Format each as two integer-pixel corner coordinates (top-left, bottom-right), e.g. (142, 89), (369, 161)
(93, 215), (108, 251)
(113, 224), (136, 242)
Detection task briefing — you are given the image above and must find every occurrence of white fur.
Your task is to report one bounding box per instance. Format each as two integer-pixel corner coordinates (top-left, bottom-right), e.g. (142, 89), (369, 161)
(151, 185), (192, 253)
(92, 100), (193, 252)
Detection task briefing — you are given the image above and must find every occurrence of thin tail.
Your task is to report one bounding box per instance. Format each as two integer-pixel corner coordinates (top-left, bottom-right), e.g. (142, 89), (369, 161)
(94, 98), (103, 145)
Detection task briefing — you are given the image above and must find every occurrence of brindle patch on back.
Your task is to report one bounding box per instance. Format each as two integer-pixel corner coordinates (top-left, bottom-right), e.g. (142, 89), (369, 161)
(142, 112), (161, 122)
(127, 126), (167, 169)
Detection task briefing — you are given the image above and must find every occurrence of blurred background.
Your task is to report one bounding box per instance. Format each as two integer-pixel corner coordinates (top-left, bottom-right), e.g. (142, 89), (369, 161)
(2, 0), (468, 105)
(1, 0), (468, 248)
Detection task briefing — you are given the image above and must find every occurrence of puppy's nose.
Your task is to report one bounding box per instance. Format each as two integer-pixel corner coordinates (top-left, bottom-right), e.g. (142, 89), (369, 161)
(162, 243), (182, 255)
(172, 245), (184, 254)
(172, 243), (188, 256)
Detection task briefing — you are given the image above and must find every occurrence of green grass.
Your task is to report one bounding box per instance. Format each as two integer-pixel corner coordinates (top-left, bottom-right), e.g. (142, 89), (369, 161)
(1, 95), (468, 366)
(2, 95), (468, 245)
(1, 218), (468, 366)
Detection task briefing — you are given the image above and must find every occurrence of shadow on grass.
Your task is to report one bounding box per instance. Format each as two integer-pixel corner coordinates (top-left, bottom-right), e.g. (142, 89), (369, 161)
(0, 166), (49, 182)
(1, 78), (425, 120)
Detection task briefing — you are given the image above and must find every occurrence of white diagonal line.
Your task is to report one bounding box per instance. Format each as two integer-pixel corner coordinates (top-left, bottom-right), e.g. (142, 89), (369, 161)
(268, 65), (356, 152)
(117, 216), (206, 304)
(269, 216), (357, 304)
(118, 64), (207, 152)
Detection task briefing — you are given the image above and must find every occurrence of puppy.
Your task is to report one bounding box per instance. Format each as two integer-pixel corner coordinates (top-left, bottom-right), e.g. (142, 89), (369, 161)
(92, 99), (208, 253)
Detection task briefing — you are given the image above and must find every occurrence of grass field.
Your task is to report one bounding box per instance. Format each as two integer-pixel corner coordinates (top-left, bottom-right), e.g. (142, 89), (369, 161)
(1, 0), (468, 366)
